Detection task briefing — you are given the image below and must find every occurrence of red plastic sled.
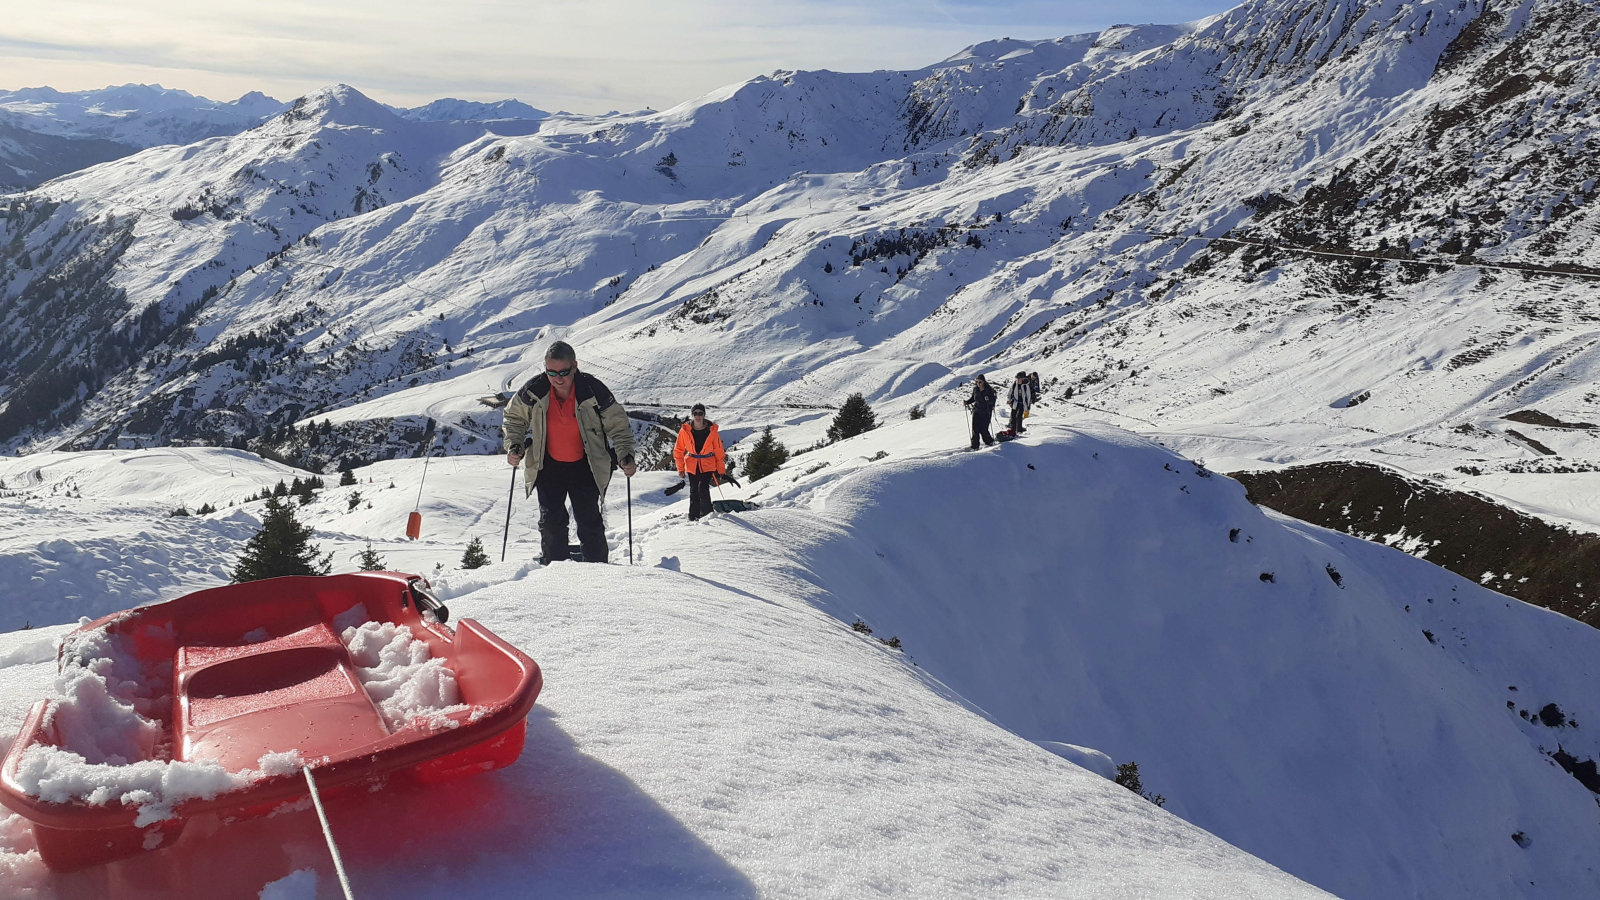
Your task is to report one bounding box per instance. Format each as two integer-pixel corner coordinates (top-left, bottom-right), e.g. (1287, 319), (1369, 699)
(0, 572), (541, 873)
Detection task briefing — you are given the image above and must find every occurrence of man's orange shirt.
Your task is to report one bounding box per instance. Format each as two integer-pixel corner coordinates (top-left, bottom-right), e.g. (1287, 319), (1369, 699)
(546, 391), (585, 462)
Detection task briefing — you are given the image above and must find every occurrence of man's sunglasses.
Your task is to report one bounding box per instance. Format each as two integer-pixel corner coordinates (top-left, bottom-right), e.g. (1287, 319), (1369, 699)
(545, 366), (575, 378)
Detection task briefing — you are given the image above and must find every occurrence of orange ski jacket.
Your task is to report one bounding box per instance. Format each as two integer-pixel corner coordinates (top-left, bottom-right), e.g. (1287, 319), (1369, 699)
(673, 421), (726, 476)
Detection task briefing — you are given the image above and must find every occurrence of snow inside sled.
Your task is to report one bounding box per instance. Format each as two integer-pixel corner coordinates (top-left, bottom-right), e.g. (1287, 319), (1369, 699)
(712, 499), (758, 513)
(0, 572), (542, 873)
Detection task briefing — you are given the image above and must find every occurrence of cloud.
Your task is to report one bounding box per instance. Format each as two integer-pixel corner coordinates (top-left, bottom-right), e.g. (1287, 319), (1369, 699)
(0, 0), (1237, 112)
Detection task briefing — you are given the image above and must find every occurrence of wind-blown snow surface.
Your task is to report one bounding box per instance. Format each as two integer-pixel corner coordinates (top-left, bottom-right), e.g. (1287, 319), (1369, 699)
(0, 421), (1340, 899)
(1, 415), (1596, 899)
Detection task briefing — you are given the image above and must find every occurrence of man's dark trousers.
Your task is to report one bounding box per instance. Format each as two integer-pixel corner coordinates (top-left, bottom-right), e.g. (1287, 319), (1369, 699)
(535, 458), (607, 562)
(687, 471), (716, 520)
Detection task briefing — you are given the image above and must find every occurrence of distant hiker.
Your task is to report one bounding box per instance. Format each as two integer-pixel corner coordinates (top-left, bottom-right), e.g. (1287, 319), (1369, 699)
(1008, 371), (1032, 434)
(1029, 372), (1042, 402)
(674, 403), (726, 521)
(503, 340), (637, 563)
(964, 375), (997, 449)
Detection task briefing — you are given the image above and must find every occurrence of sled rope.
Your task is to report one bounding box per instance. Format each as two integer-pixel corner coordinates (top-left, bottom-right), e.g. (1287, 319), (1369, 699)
(303, 765), (357, 900)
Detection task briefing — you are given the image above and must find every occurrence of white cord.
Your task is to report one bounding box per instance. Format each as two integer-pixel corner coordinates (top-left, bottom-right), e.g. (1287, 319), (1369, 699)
(303, 765), (356, 900)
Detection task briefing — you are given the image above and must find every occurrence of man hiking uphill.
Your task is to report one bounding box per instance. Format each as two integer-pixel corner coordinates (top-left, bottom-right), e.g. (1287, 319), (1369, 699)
(673, 403), (726, 521)
(503, 341), (637, 564)
(964, 375), (996, 449)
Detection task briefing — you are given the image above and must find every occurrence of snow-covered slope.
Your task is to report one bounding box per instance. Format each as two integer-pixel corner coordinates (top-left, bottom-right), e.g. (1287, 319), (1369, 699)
(652, 417), (1600, 900)
(3, 0), (1595, 540)
(1, 415), (1596, 899)
(0, 124), (131, 193)
(0, 419), (1358, 900)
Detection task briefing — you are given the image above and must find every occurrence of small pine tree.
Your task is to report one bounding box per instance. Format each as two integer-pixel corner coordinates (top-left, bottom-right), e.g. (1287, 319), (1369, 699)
(339, 468), (357, 487)
(347, 490), (363, 511)
(743, 426), (790, 482)
(272, 480), (288, 498)
(826, 393), (877, 443)
(231, 495), (333, 583)
(169, 504), (190, 517)
(197, 502), (217, 515)
(908, 406), (926, 420)
(356, 540), (386, 571)
(1114, 760), (1166, 808)
(461, 537), (490, 569)
(1114, 761), (1143, 794)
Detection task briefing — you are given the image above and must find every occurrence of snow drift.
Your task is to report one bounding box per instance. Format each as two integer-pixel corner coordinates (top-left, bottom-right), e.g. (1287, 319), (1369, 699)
(651, 416), (1600, 900)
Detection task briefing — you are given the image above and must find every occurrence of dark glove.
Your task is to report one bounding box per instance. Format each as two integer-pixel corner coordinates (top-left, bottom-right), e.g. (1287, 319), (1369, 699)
(663, 481), (686, 496)
(719, 473), (741, 487)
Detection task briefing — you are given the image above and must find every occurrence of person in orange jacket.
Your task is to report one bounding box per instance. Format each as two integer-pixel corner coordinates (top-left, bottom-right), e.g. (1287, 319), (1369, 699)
(673, 403), (726, 521)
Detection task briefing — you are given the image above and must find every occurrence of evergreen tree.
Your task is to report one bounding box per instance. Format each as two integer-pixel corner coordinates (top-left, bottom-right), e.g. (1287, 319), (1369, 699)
(743, 426), (790, 482)
(290, 475), (320, 505)
(356, 540), (386, 571)
(231, 495), (333, 583)
(339, 467), (357, 487)
(461, 537), (490, 570)
(272, 479), (289, 497)
(826, 393), (878, 443)
(908, 406), (926, 420)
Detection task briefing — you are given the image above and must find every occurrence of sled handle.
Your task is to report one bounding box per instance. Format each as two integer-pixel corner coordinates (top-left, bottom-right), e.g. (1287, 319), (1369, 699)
(406, 577), (450, 624)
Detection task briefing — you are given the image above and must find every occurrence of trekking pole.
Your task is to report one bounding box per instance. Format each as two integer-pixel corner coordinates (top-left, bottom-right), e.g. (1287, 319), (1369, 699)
(501, 464), (517, 563)
(501, 438), (531, 562)
(626, 473), (634, 565)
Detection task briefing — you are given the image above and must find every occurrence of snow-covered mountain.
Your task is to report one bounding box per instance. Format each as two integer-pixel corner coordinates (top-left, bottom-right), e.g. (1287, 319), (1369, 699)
(0, 85), (549, 192)
(3, 0), (1594, 502)
(391, 98), (548, 123)
(0, 417), (1596, 899)
(0, 85), (286, 150)
(0, 123), (131, 193)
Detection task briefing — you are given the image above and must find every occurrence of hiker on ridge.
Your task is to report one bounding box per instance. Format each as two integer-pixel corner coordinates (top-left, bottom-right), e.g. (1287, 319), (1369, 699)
(674, 403), (726, 521)
(1030, 372), (1042, 402)
(503, 340), (636, 563)
(964, 375), (997, 450)
(1008, 371), (1032, 435)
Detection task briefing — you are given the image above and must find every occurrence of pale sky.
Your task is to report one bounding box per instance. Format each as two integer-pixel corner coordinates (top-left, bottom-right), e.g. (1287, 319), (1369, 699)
(0, 1), (1241, 113)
